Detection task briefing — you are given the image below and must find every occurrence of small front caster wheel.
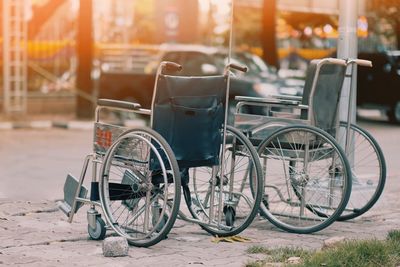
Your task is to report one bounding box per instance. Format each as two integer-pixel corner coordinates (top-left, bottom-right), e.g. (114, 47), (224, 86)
(88, 216), (106, 240)
(224, 206), (236, 227)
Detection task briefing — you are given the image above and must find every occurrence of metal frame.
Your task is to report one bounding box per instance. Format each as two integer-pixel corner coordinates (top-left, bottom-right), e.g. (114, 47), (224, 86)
(234, 58), (372, 139)
(2, 0), (28, 114)
(235, 58), (346, 128)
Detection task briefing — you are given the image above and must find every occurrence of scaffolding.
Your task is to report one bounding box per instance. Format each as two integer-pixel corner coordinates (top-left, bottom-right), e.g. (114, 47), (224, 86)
(2, 0), (28, 114)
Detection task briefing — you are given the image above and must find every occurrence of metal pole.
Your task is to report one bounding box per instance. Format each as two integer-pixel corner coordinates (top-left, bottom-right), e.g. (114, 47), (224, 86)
(217, 0), (235, 227)
(338, 0), (358, 125)
(338, 0), (358, 173)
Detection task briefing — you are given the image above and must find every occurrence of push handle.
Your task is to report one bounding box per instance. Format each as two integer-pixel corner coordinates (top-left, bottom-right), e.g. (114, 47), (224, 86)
(349, 59), (373, 67)
(227, 63), (248, 73)
(161, 61), (183, 72)
(321, 58), (347, 66)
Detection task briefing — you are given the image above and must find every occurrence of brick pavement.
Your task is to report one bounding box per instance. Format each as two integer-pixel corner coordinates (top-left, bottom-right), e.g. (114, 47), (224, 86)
(0, 120), (399, 266)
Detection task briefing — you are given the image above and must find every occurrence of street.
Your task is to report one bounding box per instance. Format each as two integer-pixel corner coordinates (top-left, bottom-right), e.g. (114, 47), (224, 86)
(0, 118), (400, 266)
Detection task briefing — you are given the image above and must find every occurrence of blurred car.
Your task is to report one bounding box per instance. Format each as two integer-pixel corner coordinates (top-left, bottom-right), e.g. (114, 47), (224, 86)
(357, 51), (400, 123)
(98, 44), (304, 122)
(151, 44), (304, 112)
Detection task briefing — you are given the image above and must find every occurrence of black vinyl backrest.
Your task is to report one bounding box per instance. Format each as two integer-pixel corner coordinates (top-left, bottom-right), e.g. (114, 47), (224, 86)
(151, 74), (227, 168)
(301, 61), (347, 133)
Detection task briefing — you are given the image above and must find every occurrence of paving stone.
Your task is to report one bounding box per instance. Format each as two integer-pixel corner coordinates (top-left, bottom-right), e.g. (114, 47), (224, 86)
(102, 237), (129, 257)
(0, 123), (399, 266)
(287, 256), (302, 264)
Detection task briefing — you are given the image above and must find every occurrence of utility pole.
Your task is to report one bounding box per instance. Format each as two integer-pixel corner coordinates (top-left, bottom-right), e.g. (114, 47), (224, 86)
(338, 0), (358, 125)
(76, 0), (93, 118)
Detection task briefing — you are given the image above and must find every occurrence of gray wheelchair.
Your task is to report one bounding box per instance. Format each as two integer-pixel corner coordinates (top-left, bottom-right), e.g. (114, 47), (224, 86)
(59, 61), (264, 247)
(234, 58), (386, 233)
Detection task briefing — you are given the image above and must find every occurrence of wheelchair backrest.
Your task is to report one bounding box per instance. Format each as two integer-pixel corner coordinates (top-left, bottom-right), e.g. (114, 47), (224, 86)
(151, 74), (227, 168)
(152, 74), (227, 106)
(301, 60), (347, 134)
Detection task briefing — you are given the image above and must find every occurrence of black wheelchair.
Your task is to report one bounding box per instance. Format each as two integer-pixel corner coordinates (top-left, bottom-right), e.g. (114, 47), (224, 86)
(59, 61), (264, 247)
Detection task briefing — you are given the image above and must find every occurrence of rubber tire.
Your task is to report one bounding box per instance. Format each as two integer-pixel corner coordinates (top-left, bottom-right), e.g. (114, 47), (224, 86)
(88, 216), (106, 240)
(336, 122), (386, 221)
(388, 101), (400, 124)
(224, 206), (236, 227)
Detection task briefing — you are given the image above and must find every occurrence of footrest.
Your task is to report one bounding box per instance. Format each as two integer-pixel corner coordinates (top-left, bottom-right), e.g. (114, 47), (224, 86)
(58, 174), (88, 217)
(57, 201), (72, 217)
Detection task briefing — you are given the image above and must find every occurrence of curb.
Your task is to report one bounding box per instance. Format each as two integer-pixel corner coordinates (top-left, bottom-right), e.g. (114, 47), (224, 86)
(0, 120), (93, 130)
(0, 119), (146, 130)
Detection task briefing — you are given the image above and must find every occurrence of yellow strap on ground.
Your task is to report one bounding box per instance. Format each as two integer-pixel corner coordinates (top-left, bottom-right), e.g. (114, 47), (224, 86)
(211, 235), (252, 243)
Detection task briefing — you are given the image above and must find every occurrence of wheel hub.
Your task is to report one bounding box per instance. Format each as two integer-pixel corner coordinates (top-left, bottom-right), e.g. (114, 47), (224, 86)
(291, 170), (309, 186)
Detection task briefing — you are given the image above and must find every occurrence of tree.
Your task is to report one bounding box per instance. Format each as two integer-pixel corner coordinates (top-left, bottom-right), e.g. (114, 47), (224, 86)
(368, 0), (400, 50)
(76, 0), (93, 119)
(261, 0), (279, 68)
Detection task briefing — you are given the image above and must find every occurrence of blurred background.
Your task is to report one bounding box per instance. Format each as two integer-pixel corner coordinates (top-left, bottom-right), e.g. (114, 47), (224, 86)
(0, 0), (399, 122)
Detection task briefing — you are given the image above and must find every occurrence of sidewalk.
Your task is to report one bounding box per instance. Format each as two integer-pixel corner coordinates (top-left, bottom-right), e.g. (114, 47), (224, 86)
(1, 176), (399, 267)
(0, 113), (146, 130)
(0, 114), (86, 130)
(0, 120), (399, 266)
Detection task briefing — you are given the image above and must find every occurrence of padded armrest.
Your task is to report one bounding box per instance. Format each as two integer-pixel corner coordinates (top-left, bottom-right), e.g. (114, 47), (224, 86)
(97, 99), (142, 110)
(270, 94), (302, 101)
(235, 95), (300, 106)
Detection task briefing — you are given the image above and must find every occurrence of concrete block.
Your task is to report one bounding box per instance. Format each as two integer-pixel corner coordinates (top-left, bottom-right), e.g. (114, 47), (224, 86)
(287, 256), (301, 264)
(102, 237), (129, 257)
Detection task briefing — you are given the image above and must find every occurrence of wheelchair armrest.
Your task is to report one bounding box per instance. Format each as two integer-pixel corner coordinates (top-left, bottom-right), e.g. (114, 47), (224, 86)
(139, 109), (151, 115)
(235, 95), (301, 106)
(269, 94), (303, 102)
(97, 99), (142, 110)
(270, 111), (301, 119)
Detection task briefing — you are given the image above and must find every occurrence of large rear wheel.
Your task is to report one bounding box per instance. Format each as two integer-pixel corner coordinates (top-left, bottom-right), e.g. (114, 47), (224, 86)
(257, 125), (352, 234)
(99, 127), (181, 247)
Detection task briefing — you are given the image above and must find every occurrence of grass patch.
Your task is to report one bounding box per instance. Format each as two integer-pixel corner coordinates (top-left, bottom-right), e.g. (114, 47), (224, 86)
(269, 247), (311, 262)
(246, 231), (400, 267)
(300, 239), (400, 267)
(247, 245), (270, 254)
(245, 260), (265, 267)
(246, 245), (311, 263)
(387, 229), (400, 243)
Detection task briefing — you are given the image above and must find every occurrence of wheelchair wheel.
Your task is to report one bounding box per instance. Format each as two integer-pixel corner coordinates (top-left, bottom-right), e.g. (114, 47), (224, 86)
(334, 122), (386, 221)
(99, 127), (181, 247)
(183, 126), (263, 237)
(88, 216), (106, 240)
(257, 125), (352, 234)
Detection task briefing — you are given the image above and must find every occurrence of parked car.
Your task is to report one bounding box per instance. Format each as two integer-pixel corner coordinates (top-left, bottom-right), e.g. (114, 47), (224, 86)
(357, 51), (400, 123)
(98, 44), (304, 122)
(153, 44), (304, 97)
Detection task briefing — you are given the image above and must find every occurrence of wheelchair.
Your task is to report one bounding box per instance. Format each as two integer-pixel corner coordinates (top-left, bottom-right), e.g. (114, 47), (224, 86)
(234, 58), (386, 233)
(59, 61), (264, 247)
(59, 103), (182, 247)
